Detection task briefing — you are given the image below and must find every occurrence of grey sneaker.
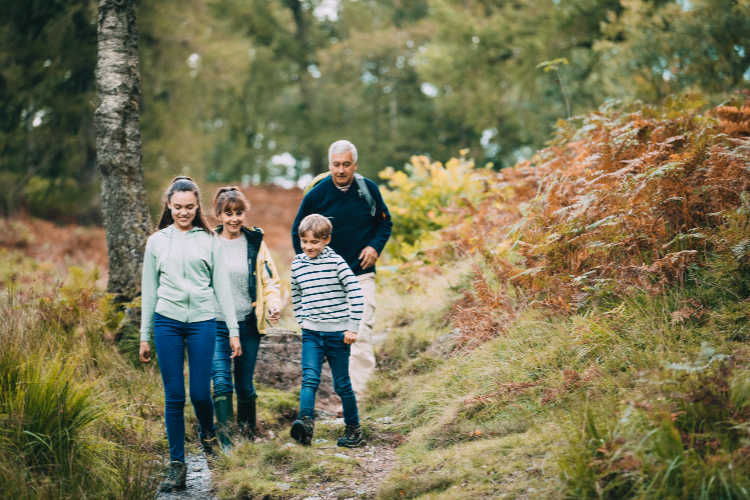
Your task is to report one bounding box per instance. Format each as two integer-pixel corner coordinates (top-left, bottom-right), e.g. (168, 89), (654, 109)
(158, 460), (186, 492)
(337, 424), (364, 448)
(290, 416), (314, 445)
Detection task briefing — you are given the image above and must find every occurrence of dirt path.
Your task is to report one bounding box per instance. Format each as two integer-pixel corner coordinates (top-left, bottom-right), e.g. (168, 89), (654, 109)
(289, 416), (398, 500)
(155, 453), (217, 500)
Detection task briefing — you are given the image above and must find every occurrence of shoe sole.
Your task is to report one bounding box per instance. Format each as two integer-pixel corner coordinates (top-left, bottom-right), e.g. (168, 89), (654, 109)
(158, 484), (186, 493)
(291, 421), (309, 445)
(337, 439), (364, 448)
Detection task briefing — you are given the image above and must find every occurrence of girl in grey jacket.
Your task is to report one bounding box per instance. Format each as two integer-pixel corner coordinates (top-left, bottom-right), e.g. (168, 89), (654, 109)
(139, 176), (239, 493)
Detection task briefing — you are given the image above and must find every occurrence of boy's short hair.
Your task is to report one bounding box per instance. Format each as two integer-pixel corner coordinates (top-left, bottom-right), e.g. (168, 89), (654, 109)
(299, 214), (332, 239)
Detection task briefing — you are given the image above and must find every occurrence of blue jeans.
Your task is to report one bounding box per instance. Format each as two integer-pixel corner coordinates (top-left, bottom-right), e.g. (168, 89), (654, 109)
(211, 316), (261, 400)
(299, 329), (359, 426)
(153, 313), (216, 463)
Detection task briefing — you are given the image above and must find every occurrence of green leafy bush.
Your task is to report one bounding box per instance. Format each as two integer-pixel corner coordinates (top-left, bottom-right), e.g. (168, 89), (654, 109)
(379, 152), (492, 262)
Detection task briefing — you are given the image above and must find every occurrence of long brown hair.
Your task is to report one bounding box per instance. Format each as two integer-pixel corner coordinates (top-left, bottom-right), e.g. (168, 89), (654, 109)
(158, 176), (212, 231)
(213, 186), (250, 217)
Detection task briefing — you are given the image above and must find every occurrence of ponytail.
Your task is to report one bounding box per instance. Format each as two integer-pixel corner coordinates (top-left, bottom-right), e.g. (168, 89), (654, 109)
(213, 186), (250, 217)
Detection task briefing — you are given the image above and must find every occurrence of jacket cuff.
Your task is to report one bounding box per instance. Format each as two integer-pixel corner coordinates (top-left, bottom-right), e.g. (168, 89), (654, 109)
(140, 331), (150, 342)
(228, 326), (240, 338)
(346, 320), (361, 333)
(366, 240), (385, 256)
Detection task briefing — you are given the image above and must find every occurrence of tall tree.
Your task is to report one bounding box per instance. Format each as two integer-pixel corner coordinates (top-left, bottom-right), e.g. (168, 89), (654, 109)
(95, 0), (151, 300)
(0, 0), (98, 220)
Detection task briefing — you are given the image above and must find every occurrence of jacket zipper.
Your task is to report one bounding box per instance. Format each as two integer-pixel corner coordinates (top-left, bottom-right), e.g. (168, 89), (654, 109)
(184, 232), (190, 322)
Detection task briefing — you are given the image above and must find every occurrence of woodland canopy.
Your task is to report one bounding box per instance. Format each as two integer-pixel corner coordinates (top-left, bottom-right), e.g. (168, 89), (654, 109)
(1, 0), (748, 221)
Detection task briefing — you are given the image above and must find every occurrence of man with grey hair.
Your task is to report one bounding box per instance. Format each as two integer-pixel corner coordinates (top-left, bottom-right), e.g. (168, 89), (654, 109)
(291, 139), (392, 397)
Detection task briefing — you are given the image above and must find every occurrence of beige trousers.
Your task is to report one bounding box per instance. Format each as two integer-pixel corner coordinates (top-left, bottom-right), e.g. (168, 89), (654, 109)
(349, 272), (376, 396)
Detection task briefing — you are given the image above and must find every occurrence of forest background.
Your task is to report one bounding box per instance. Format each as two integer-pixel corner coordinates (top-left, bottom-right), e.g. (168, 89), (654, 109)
(2, 0), (749, 222)
(3, 1), (750, 498)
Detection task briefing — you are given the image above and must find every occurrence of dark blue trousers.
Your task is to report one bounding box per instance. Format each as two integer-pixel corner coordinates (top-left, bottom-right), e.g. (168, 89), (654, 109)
(299, 329), (359, 426)
(153, 313), (216, 462)
(212, 317), (261, 399)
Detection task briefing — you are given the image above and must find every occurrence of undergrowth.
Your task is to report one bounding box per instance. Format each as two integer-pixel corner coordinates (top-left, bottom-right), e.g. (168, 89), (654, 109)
(371, 94), (750, 498)
(0, 254), (164, 499)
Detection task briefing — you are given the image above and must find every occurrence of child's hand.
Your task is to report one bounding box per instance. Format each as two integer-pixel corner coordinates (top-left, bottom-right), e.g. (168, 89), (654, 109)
(268, 307), (280, 323)
(343, 330), (357, 344)
(139, 341), (151, 363)
(230, 336), (243, 358)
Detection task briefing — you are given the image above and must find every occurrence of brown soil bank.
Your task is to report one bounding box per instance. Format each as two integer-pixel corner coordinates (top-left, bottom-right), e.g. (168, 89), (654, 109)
(0, 184), (303, 273)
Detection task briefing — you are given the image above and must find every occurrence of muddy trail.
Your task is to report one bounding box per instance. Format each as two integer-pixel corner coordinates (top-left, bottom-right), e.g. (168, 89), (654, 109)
(153, 329), (399, 499)
(275, 419), (399, 500)
(151, 414), (400, 500)
(156, 453), (216, 500)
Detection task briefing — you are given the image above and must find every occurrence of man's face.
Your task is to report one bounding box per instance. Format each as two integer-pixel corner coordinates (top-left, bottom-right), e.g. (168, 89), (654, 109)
(329, 151), (357, 187)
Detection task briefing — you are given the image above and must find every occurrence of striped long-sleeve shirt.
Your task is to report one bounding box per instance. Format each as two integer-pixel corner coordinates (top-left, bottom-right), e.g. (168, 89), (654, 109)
(290, 246), (364, 332)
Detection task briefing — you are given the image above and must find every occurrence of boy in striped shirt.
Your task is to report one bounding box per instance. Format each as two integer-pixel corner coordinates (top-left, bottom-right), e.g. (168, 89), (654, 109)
(290, 214), (365, 447)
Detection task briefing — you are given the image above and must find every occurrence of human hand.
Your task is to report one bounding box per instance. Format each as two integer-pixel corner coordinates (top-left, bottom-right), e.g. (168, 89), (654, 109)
(139, 341), (151, 363)
(343, 330), (357, 344)
(268, 307), (280, 323)
(230, 336), (243, 358)
(358, 246), (378, 269)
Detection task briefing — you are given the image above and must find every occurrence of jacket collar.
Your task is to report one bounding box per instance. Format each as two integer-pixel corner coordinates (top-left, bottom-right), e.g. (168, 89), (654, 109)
(161, 224), (206, 235)
(300, 246), (332, 262)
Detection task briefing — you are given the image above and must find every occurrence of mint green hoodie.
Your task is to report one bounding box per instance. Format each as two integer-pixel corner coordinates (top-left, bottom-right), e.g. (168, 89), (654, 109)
(140, 225), (238, 341)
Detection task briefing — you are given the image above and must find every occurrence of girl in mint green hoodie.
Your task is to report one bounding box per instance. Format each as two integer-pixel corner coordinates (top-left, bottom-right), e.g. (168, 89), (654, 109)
(139, 176), (240, 493)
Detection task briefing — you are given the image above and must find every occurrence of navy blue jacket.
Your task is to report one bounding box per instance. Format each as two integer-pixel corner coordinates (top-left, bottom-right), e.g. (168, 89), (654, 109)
(292, 176), (392, 275)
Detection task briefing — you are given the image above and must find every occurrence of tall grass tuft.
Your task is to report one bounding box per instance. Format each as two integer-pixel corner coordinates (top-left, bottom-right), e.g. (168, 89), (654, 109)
(560, 354), (750, 499)
(0, 261), (165, 498)
(0, 355), (115, 494)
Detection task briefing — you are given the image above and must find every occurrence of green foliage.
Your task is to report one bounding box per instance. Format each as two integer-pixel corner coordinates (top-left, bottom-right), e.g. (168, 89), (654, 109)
(0, 262), (162, 498)
(560, 354), (750, 499)
(379, 153), (491, 261)
(0, 355), (113, 494)
(0, 0), (98, 220)
(3, 0), (748, 218)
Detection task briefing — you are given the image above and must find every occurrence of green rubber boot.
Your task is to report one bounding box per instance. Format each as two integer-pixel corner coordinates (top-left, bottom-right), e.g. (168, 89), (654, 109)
(213, 392), (234, 451)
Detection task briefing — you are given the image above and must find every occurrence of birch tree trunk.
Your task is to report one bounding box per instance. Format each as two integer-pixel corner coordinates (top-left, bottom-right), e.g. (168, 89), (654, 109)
(95, 0), (152, 301)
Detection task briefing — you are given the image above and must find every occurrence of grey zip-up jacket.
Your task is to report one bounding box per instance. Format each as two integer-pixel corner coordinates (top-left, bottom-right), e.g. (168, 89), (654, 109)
(140, 225), (239, 341)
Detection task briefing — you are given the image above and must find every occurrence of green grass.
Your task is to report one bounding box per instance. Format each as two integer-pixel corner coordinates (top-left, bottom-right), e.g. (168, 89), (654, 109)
(363, 254), (750, 499)
(0, 254), (165, 499)
(214, 418), (387, 499)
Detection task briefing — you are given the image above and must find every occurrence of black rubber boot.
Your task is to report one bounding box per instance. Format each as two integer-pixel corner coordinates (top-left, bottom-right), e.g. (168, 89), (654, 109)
(237, 396), (257, 440)
(213, 392), (234, 451)
(337, 424), (364, 448)
(158, 460), (186, 492)
(290, 416), (314, 446)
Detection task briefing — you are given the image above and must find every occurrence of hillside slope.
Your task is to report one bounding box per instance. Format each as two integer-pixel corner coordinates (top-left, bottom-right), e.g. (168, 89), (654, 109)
(361, 96), (750, 498)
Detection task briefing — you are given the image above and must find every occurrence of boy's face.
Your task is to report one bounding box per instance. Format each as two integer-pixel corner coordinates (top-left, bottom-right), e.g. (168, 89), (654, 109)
(300, 231), (330, 259)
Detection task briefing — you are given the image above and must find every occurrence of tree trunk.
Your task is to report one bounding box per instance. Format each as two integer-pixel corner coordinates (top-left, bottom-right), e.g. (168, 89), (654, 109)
(95, 0), (151, 301)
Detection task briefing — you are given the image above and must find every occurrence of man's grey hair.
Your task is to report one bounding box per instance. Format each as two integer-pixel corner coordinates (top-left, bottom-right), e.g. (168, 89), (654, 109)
(328, 140), (358, 164)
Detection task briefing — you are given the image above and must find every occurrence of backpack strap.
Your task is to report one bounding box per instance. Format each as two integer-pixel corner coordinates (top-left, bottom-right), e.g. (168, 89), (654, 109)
(354, 173), (376, 217)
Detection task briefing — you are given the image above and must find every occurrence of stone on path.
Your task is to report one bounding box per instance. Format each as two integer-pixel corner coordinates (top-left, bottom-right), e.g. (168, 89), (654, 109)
(255, 328), (339, 408)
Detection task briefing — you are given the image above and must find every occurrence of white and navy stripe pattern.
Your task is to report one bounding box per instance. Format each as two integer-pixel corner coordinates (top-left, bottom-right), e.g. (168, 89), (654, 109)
(290, 247), (364, 332)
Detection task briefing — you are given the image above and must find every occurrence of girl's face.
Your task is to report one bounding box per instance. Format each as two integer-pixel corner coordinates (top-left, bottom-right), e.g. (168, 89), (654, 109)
(168, 190), (199, 231)
(218, 206), (245, 239)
